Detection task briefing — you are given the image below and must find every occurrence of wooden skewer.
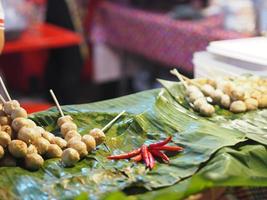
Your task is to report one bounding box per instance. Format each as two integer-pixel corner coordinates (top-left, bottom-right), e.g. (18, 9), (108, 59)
(170, 69), (202, 88)
(101, 110), (126, 132)
(49, 89), (64, 117)
(0, 95), (6, 103)
(0, 76), (12, 101)
(101, 110), (125, 152)
(170, 69), (188, 89)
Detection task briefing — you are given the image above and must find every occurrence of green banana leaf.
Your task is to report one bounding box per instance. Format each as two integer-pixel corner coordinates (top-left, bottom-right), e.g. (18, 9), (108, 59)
(137, 143), (267, 200)
(0, 84), (264, 200)
(159, 79), (267, 145)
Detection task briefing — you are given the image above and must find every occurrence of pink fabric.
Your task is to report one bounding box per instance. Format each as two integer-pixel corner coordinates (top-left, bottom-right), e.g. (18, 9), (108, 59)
(90, 1), (249, 73)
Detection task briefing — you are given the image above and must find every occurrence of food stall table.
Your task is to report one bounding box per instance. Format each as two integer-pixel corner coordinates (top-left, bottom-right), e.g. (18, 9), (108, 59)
(0, 23), (82, 91)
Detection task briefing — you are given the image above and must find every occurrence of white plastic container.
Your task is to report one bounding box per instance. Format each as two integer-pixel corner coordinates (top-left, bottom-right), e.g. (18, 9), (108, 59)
(193, 37), (267, 78)
(193, 51), (267, 79)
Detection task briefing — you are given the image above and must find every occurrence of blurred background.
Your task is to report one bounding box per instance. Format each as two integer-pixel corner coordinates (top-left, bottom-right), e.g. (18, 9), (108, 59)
(0, 0), (267, 112)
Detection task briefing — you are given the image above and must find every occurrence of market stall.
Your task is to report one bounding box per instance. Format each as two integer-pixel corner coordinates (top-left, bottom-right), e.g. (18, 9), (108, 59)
(0, 72), (267, 199)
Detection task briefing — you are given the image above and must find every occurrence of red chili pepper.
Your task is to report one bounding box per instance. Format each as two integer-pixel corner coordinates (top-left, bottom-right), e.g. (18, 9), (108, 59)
(148, 151), (155, 169)
(150, 145), (184, 152)
(141, 145), (150, 168)
(149, 136), (172, 148)
(131, 154), (142, 162)
(150, 150), (170, 163)
(107, 148), (141, 160)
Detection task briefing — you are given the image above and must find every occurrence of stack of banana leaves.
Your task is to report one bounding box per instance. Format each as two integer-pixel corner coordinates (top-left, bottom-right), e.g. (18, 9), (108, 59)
(1, 79), (267, 200)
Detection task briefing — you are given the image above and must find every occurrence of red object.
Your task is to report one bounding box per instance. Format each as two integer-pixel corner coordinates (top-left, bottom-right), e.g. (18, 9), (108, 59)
(149, 136), (172, 148)
(149, 145), (184, 151)
(107, 136), (183, 170)
(150, 150), (170, 163)
(141, 145), (150, 168)
(148, 151), (155, 169)
(21, 102), (52, 114)
(131, 154), (142, 162)
(3, 23), (81, 54)
(107, 148), (141, 160)
(0, 23), (82, 91)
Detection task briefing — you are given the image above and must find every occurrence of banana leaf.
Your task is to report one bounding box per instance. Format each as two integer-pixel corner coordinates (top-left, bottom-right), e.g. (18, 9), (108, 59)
(137, 143), (267, 200)
(0, 86), (263, 200)
(159, 79), (267, 145)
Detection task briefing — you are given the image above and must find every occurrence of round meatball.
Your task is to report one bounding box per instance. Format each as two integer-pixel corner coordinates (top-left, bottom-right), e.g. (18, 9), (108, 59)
(10, 107), (27, 120)
(220, 94), (231, 109)
(188, 90), (204, 103)
(231, 88), (245, 101)
(12, 118), (36, 132)
(60, 122), (77, 137)
(0, 131), (11, 147)
(0, 116), (11, 126)
(67, 140), (88, 158)
(258, 95), (267, 108)
(212, 89), (223, 103)
(199, 103), (215, 117)
(64, 130), (81, 142)
(57, 115), (73, 127)
(245, 98), (258, 111)
(42, 131), (55, 143)
(53, 137), (67, 149)
(82, 135), (96, 152)
(25, 153), (44, 171)
(61, 148), (80, 167)
(1, 125), (13, 138)
(33, 137), (50, 155)
(89, 128), (106, 146)
(230, 101), (247, 113)
(3, 100), (20, 115)
(27, 144), (38, 154)
(193, 98), (207, 111)
(8, 140), (27, 158)
(201, 84), (215, 97)
(46, 144), (62, 158)
(18, 127), (40, 144)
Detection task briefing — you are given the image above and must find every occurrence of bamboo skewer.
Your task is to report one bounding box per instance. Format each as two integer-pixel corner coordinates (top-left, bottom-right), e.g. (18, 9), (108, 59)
(0, 76), (12, 101)
(101, 110), (125, 132)
(170, 69), (188, 89)
(100, 110), (126, 152)
(170, 68), (202, 88)
(99, 110), (125, 152)
(49, 89), (64, 117)
(0, 94), (6, 103)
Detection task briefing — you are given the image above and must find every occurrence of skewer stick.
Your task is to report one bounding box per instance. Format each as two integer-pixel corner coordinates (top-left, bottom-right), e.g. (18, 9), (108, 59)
(102, 110), (126, 132)
(0, 95), (6, 103)
(180, 74), (202, 88)
(170, 69), (188, 89)
(49, 89), (64, 117)
(0, 77), (12, 101)
(101, 110), (125, 152)
(170, 69), (202, 88)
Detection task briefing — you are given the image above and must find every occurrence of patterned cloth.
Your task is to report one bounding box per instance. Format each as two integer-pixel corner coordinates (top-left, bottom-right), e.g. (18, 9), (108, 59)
(90, 1), (249, 73)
